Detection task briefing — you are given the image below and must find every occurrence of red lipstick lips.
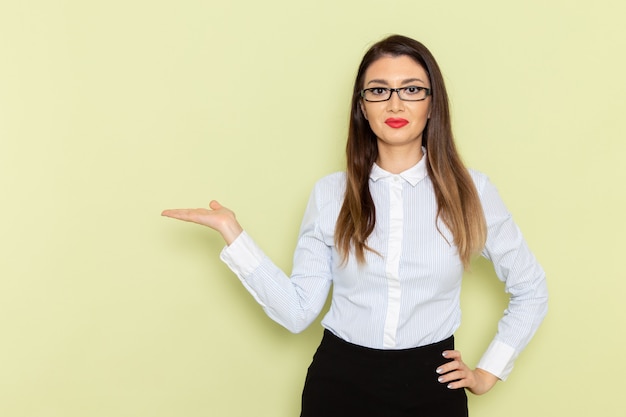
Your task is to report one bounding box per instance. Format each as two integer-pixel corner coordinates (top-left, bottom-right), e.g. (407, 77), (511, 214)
(385, 118), (409, 128)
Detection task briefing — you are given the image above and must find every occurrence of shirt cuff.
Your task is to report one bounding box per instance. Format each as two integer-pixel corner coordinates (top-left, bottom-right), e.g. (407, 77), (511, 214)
(219, 231), (264, 277)
(476, 339), (519, 381)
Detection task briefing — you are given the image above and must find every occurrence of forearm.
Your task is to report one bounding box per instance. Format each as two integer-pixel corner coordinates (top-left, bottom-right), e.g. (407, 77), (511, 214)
(220, 231), (333, 333)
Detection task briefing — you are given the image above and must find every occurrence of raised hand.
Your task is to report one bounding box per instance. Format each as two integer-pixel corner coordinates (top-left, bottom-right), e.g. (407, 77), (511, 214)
(435, 350), (499, 395)
(161, 200), (243, 245)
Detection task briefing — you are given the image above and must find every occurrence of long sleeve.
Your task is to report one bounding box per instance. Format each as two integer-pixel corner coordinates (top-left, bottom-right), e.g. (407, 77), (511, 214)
(219, 177), (336, 333)
(474, 174), (549, 380)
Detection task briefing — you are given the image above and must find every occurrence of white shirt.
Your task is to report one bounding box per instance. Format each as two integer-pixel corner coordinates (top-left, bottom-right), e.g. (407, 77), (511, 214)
(220, 155), (548, 380)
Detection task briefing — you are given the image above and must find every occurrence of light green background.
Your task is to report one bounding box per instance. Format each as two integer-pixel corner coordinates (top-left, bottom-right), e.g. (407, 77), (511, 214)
(1, 1), (624, 416)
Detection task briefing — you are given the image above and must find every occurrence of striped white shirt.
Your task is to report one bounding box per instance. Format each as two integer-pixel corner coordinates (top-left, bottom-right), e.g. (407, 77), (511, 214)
(220, 155), (548, 380)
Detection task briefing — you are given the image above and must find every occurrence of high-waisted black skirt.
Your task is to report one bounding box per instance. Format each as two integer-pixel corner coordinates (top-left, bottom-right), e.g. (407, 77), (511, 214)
(301, 330), (468, 417)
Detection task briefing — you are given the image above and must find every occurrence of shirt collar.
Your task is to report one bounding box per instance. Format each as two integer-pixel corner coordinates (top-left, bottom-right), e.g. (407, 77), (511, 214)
(369, 148), (428, 187)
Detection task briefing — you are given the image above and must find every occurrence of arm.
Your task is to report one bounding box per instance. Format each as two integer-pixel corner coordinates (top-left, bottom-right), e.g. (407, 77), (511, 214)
(475, 175), (548, 380)
(437, 174), (548, 394)
(162, 179), (336, 333)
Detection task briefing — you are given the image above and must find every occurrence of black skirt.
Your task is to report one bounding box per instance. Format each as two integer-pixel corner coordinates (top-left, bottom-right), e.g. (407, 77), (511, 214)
(301, 330), (468, 417)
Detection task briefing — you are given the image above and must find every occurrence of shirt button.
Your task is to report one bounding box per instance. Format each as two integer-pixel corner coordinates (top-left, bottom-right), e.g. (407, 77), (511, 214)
(393, 176), (400, 182)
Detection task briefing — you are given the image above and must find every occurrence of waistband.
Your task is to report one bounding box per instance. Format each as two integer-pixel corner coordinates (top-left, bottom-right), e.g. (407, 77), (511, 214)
(320, 329), (455, 359)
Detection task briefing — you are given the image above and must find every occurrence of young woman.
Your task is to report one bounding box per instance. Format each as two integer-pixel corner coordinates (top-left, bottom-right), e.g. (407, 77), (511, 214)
(162, 35), (548, 416)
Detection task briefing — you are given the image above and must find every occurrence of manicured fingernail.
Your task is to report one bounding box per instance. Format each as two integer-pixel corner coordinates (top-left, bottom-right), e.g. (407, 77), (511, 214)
(436, 367), (443, 374)
(438, 376), (444, 383)
(447, 383), (454, 389)
(442, 351), (448, 358)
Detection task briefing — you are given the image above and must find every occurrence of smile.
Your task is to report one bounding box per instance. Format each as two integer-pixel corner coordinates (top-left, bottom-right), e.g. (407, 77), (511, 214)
(385, 118), (409, 128)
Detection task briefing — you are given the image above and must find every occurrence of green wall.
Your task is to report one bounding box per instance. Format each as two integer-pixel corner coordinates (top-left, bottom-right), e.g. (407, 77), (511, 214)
(1, 1), (624, 415)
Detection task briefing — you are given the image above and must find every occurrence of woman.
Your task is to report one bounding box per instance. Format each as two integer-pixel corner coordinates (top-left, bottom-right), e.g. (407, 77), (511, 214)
(162, 35), (548, 416)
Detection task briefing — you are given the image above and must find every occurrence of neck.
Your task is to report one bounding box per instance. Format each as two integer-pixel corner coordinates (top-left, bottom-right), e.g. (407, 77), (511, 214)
(376, 144), (424, 174)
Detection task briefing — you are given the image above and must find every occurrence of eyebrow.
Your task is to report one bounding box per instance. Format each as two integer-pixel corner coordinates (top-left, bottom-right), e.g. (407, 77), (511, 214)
(366, 78), (427, 86)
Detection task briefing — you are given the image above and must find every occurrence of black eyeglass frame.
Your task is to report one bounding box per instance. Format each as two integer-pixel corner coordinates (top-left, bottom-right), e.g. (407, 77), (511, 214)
(360, 87), (432, 102)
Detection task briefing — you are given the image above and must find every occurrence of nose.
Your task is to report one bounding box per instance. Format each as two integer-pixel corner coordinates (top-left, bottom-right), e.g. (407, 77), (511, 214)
(386, 90), (404, 112)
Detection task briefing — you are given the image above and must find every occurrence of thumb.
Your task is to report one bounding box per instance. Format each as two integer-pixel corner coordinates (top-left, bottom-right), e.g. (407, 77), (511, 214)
(209, 200), (223, 210)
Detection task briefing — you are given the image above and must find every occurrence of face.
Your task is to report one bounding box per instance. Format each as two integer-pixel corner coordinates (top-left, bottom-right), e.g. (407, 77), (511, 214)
(360, 55), (431, 156)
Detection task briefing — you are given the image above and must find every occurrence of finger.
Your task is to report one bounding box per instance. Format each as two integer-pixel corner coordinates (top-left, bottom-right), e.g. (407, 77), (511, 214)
(437, 369), (467, 384)
(209, 200), (222, 210)
(161, 209), (189, 219)
(446, 377), (472, 390)
(437, 350), (462, 370)
(438, 368), (475, 391)
(436, 361), (453, 375)
(161, 208), (204, 222)
(442, 350), (462, 360)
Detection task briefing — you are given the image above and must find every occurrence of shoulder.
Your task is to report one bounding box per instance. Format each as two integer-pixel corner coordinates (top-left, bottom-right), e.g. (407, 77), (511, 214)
(312, 171), (346, 197)
(467, 168), (491, 195)
(315, 171), (345, 186)
(306, 172), (345, 213)
(300, 172), (345, 230)
(467, 169), (510, 216)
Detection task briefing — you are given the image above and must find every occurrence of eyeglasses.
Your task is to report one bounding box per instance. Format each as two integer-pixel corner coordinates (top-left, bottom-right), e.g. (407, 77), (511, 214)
(360, 86), (431, 102)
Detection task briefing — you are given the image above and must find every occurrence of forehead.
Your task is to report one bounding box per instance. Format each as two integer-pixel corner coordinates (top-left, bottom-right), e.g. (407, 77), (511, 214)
(363, 55), (429, 84)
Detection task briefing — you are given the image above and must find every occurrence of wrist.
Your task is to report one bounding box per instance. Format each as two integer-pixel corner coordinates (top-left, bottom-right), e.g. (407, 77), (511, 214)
(221, 219), (243, 245)
(471, 368), (499, 395)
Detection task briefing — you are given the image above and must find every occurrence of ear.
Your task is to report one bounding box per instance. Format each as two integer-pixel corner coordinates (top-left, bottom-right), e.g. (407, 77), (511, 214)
(360, 102), (368, 120)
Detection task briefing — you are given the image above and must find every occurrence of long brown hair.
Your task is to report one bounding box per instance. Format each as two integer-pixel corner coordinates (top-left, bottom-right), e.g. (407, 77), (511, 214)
(334, 35), (486, 269)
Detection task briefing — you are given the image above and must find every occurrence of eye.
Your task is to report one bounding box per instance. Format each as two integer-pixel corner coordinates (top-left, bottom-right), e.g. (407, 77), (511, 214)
(403, 86), (424, 95)
(370, 87), (389, 96)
